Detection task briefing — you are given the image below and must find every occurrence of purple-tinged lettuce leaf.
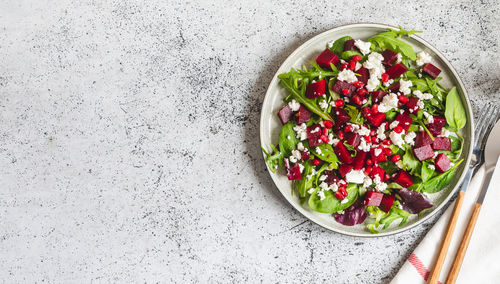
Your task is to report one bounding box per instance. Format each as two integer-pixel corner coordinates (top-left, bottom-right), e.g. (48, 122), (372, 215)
(334, 200), (367, 226)
(398, 188), (433, 214)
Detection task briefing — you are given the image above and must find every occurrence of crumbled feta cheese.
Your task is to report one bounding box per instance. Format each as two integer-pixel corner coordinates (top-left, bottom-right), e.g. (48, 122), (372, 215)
(341, 198), (349, 204)
(288, 99), (300, 111)
(337, 69), (358, 83)
(289, 156), (297, 163)
(311, 127), (320, 134)
(419, 126), (424, 131)
(319, 175), (327, 181)
(383, 79), (394, 87)
(293, 123), (308, 140)
(340, 59), (346, 64)
(292, 149), (302, 160)
(377, 123), (387, 140)
(404, 131), (416, 146)
(329, 183), (339, 192)
(428, 164), (435, 170)
(373, 175), (388, 191)
(390, 130), (405, 149)
(356, 125), (371, 136)
(395, 160), (404, 169)
(433, 151), (438, 158)
(319, 182), (328, 190)
(416, 51), (432, 66)
(355, 62), (362, 71)
(358, 137), (371, 152)
(363, 176), (373, 188)
(374, 148), (382, 157)
(329, 136), (340, 146)
(354, 39), (372, 55)
(396, 53), (402, 63)
(363, 52), (385, 91)
(423, 111), (434, 124)
(297, 142), (305, 151)
(298, 163), (304, 173)
(366, 77), (380, 92)
(345, 170), (366, 184)
(315, 147), (322, 155)
(413, 90), (433, 100)
(399, 79), (413, 95)
(417, 99), (425, 109)
(319, 99), (329, 110)
(318, 190), (326, 200)
(390, 120), (399, 129)
(378, 93), (399, 113)
(287, 135), (291, 139)
(307, 187), (315, 194)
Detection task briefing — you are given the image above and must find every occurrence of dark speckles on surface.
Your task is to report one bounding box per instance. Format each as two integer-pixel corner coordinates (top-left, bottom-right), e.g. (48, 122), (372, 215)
(0, 0), (499, 283)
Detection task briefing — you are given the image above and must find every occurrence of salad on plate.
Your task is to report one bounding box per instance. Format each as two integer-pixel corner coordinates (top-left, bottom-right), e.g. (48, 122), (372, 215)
(262, 27), (467, 233)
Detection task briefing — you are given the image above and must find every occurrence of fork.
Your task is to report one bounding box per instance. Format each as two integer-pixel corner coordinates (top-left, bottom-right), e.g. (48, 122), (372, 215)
(428, 103), (500, 284)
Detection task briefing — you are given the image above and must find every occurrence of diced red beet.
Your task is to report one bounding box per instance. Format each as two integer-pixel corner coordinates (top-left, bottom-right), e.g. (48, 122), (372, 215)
(435, 153), (452, 173)
(286, 164), (302, 180)
(388, 81), (400, 92)
(352, 151), (368, 170)
(324, 170), (339, 185)
(415, 131), (433, 147)
(370, 91), (387, 103)
(356, 67), (369, 84)
(386, 63), (408, 79)
(413, 144), (434, 161)
(382, 49), (398, 66)
(432, 137), (451, 151)
(379, 194), (395, 213)
(339, 164), (353, 177)
(306, 80), (327, 99)
(428, 116), (446, 136)
(278, 105), (293, 124)
(307, 124), (323, 147)
(406, 97), (420, 113)
(316, 49), (340, 70)
(370, 166), (386, 181)
(301, 151), (310, 161)
(332, 80), (357, 97)
(296, 105), (311, 124)
(334, 142), (353, 164)
(422, 63), (441, 79)
(364, 191), (384, 206)
(343, 39), (358, 51)
(395, 112), (413, 133)
(366, 112), (386, 127)
(333, 107), (351, 130)
(394, 170), (413, 188)
(370, 147), (387, 163)
(345, 132), (361, 147)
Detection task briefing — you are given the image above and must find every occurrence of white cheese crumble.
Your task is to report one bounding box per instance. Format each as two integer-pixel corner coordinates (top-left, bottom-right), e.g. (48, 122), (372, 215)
(399, 79), (413, 95)
(383, 79), (394, 87)
(354, 39), (372, 55)
(358, 137), (371, 152)
(363, 52), (385, 91)
(378, 93), (399, 113)
(318, 190), (326, 200)
(288, 99), (300, 111)
(297, 142), (305, 151)
(390, 130), (405, 149)
(340, 198), (349, 204)
(289, 155), (297, 163)
(355, 62), (362, 71)
(417, 99), (425, 109)
(337, 69), (358, 83)
(396, 53), (402, 63)
(310, 126), (320, 134)
(356, 125), (371, 136)
(377, 123), (387, 140)
(299, 163), (304, 173)
(413, 90), (433, 100)
(363, 176), (373, 188)
(330, 183), (339, 192)
(315, 147), (322, 155)
(292, 149), (302, 160)
(395, 160), (404, 169)
(389, 120), (399, 129)
(428, 164), (435, 170)
(319, 182), (328, 190)
(319, 99), (328, 110)
(404, 131), (416, 146)
(345, 170), (365, 184)
(307, 187), (315, 194)
(423, 111), (434, 124)
(319, 175), (327, 181)
(374, 148), (382, 157)
(373, 175), (388, 192)
(293, 123), (308, 140)
(416, 51), (432, 66)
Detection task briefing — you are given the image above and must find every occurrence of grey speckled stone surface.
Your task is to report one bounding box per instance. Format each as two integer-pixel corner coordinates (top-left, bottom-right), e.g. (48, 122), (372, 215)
(1, 0), (499, 283)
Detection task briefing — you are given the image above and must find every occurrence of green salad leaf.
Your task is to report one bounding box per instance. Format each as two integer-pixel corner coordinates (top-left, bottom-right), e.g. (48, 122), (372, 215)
(328, 36), (353, 55)
(421, 159), (464, 193)
(308, 184), (358, 213)
(341, 50), (363, 61)
(312, 143), (339, 166)
(368, 28), (419, 60)
(444, 87), (466, 131)
(278, 122), (299, 158)
(294, 163), (313, 198)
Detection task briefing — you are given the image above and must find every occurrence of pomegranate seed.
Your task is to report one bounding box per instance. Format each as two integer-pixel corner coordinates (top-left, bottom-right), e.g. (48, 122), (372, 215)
(399, 95), (409, 103)
(320, 135), (329, 143)
(348, 60), (356, 70)
(371, 104), (379, 113)
(339, 186), (348, 197)
(381, 73), (389, 83)
(342, 88), (350, 95)
(361, 107), (371, 115)
(382, 139), (391, 146)
(384, 148), (392, 155)
(352, 54), (362, 62)
(394, 125), (403, 133)
(364, 166), (373, 175)
(353, 81), (365, 88)
(357, 88), (368, 96)
(391, 154), (401, 163)
(337, 131), (344, 140)
(334, 191), (344, 201)
(324, 120), (333, 129)
(353, 95), (362, 105)
(344, 125), (353, 132)
(340, 63), (348, 70)
(364, 135), (371, 141)
(312, 159), (321, 166)
(371, 136), (378, 143)
(322, 128), (328, 136)
(335, 100), (344, 107)
(366, 159), (373, 166)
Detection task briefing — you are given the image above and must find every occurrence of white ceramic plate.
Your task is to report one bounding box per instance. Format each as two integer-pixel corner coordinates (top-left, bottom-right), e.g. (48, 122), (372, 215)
(260, 23), (473, 237)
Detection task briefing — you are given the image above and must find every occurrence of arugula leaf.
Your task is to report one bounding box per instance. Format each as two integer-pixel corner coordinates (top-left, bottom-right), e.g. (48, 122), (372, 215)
(278, 122), (299, 158)
(444, 87), (466, 131)
(380, 202), (411, 229)
(379, 161), (399, 175)
(312, 143), (339, 166)
(341, 50), (363, 61)
(294, 163), (313, 198)
(328, 36), (353, 56)
(344, 104), (363, 124)
(368, 34), (417, 60)
(421, 159), (464, 193)
(365, 206), (388, 233)
(262, 144), (283, 172)
(308, 184), (358, 213)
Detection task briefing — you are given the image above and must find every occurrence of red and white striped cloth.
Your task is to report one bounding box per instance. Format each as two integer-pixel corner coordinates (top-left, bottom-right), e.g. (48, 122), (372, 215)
(391, 164), (500, 284)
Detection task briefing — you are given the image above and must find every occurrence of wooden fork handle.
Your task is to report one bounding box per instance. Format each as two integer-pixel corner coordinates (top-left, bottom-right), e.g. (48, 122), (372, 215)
(427, 191), (465, 284)
(445, 203), (482, 284)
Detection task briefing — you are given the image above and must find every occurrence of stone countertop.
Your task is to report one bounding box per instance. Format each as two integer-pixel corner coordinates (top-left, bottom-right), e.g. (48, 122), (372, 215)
(1, 0), (499, 283)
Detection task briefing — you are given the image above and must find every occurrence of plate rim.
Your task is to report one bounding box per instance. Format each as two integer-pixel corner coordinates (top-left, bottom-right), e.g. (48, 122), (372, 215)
(259, 22), (474, 237)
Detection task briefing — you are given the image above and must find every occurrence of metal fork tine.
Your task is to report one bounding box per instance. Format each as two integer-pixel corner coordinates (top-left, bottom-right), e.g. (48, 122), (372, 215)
(473, 104), (490, 138)
(475, 104), (499, 148)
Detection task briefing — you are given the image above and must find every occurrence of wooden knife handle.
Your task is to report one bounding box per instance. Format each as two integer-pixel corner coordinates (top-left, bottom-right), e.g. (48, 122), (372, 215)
(445, 203), (482, 284)
(427, 191), (465, 284)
